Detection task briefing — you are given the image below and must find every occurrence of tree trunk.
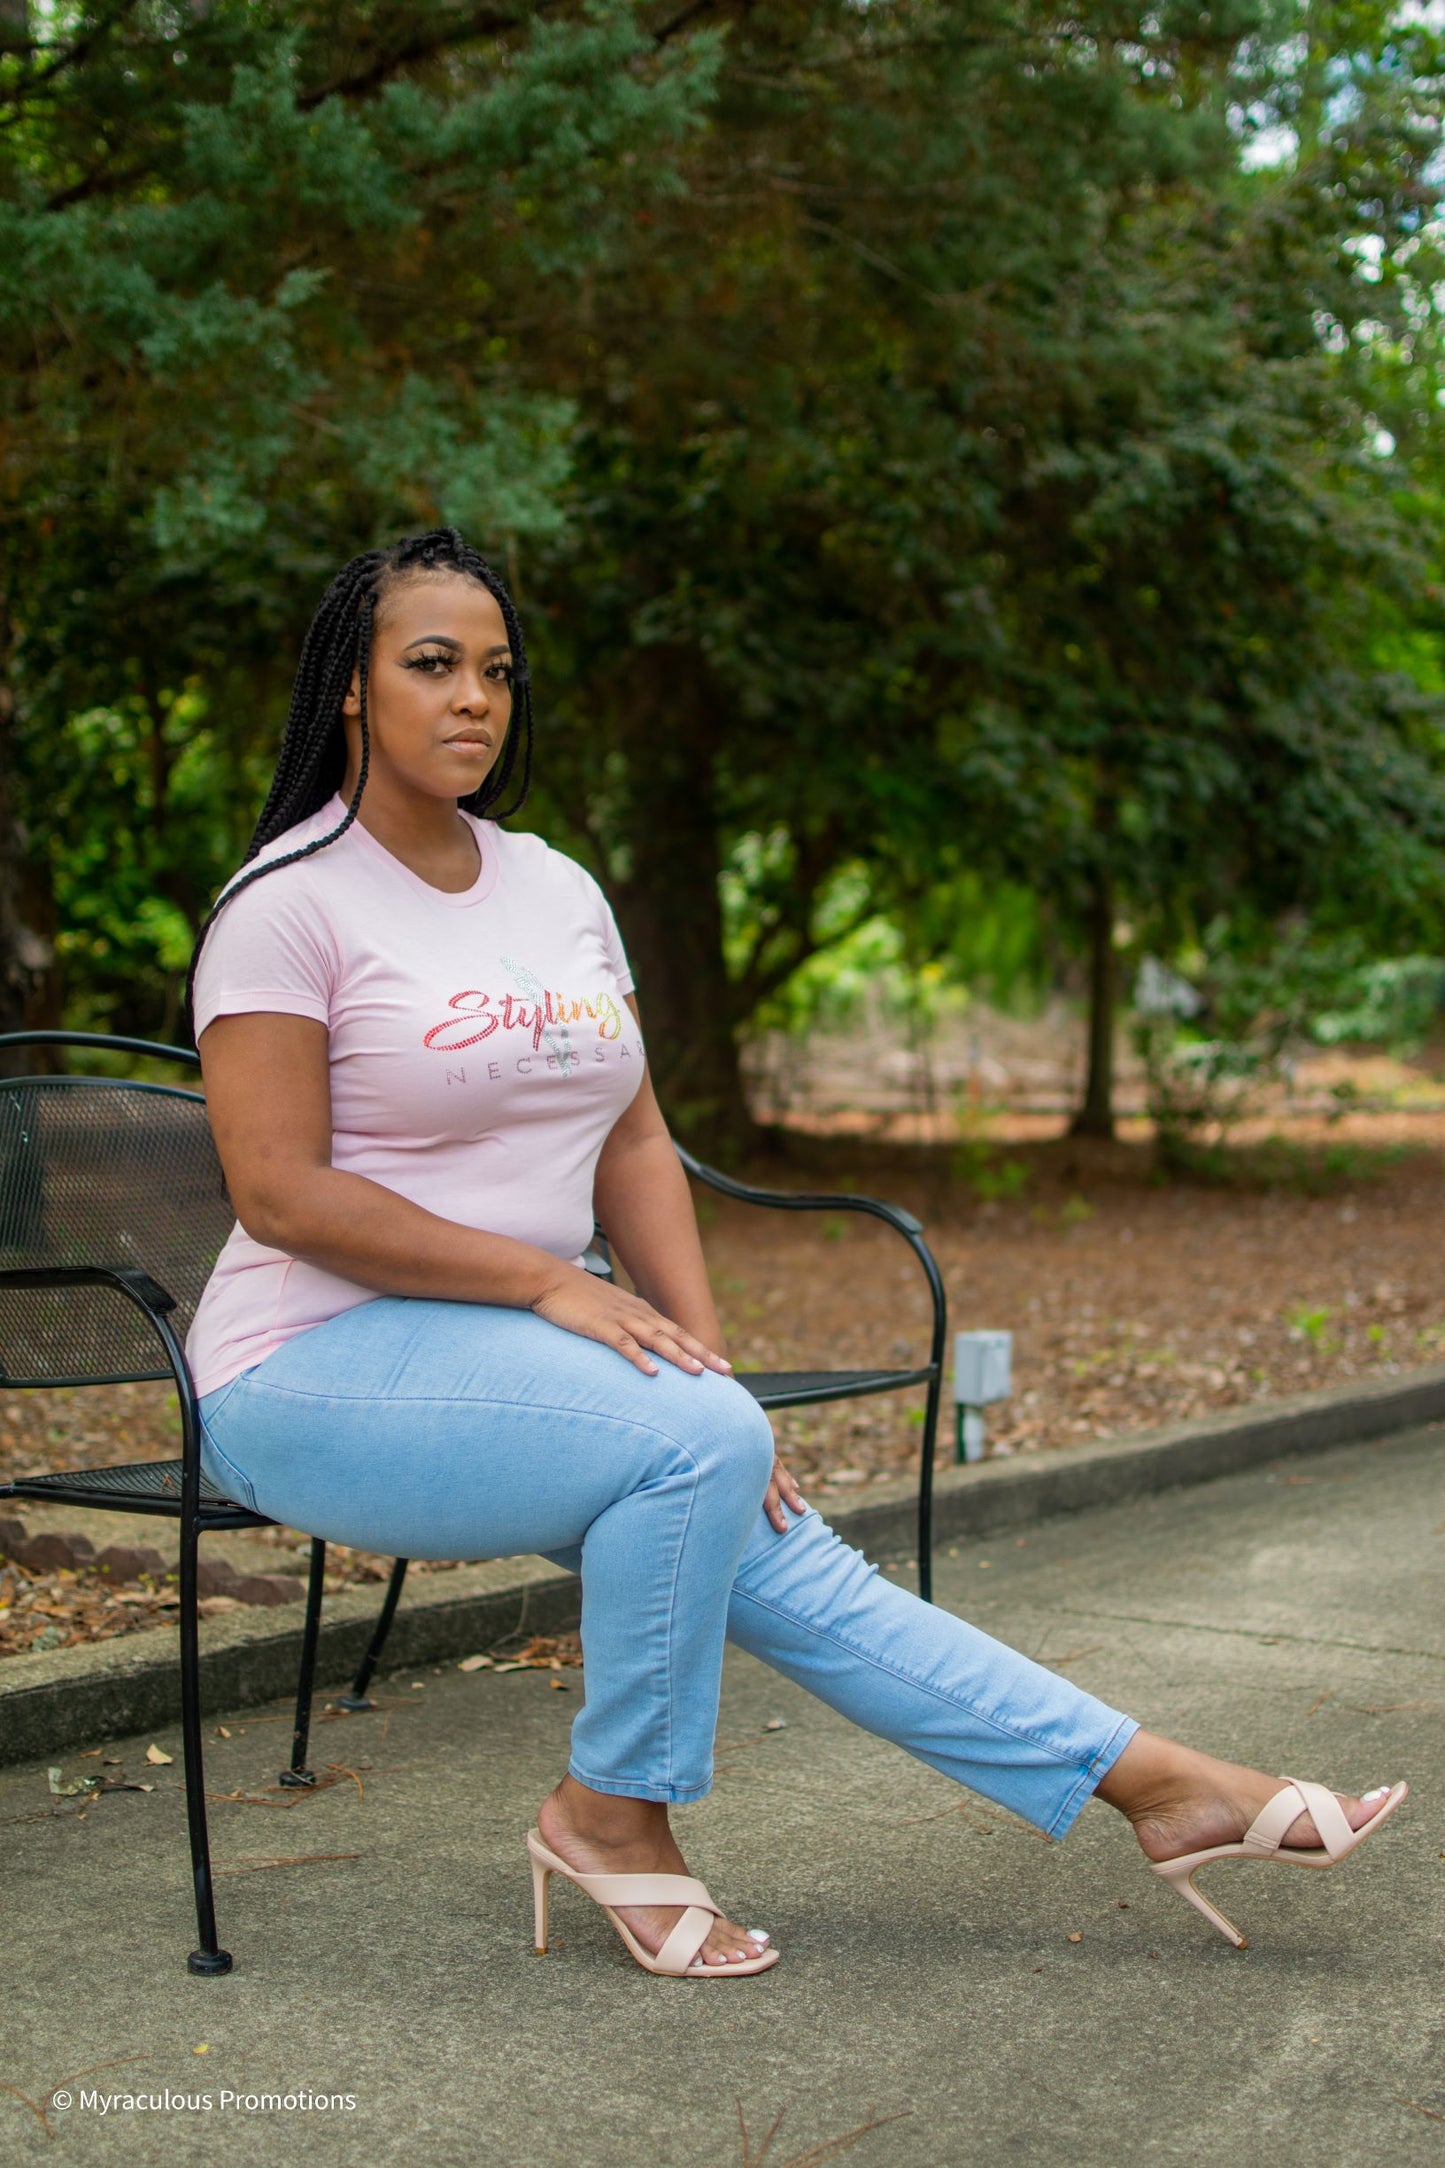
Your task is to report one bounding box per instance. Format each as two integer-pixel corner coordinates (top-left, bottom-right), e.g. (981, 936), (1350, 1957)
(1071, 855), (1117, 1139)
(0, 609), (59, 1074)
(606, 647), (754, 1160)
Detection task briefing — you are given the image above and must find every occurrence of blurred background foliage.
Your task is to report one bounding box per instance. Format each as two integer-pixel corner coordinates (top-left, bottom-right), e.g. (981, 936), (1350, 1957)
(4, 0), (1445, 1150)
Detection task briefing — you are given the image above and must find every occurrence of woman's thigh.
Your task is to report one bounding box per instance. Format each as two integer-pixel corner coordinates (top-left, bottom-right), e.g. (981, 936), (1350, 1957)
(199, 1296), (772, 1559)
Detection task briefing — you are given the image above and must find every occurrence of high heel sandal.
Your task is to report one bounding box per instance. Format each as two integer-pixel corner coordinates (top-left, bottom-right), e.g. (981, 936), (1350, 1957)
(1150, 1778), (1407, 1949)
(527, 1828), (781, 1978)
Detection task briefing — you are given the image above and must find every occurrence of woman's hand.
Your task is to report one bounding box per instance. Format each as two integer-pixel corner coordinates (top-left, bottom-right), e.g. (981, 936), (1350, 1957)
(764, 1456), (807, 1534)
(530, 1267), (733, 1378)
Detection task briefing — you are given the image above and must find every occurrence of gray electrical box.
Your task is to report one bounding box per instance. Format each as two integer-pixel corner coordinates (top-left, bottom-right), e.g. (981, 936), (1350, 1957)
(953, 1331), (1013, 1463)
(953, 1330), (1012, 1407)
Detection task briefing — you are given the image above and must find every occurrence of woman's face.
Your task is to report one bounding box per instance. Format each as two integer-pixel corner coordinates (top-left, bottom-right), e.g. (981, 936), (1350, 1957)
(342, 571), (514, 803)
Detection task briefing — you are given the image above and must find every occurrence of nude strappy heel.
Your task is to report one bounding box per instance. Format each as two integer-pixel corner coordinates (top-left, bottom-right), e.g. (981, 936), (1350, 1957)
(527, 1827), (780, 1978)
(1150, 1777), (1407, 1948)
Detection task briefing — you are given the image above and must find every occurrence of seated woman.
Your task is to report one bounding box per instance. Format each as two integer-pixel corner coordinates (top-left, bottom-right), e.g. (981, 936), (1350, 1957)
(189, 527), (1405, 1979)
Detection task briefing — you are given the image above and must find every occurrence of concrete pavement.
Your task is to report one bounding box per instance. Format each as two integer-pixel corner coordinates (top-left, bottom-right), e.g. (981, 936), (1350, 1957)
(2, 1425), (1441, 2167)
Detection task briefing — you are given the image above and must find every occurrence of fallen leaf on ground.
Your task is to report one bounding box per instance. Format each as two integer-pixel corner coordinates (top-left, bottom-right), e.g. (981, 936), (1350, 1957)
(144, 1744), (173, 1766)
(458, 1654), (493, 1672)
(1067, 1932), (1083, 1944)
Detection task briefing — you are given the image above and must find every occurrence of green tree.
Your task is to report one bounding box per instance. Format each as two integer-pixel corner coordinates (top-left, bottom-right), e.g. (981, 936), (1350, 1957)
(0, 0), (719, 1041)
(6, 0), (1445, 1160)
(531, 0), (1445, 1143)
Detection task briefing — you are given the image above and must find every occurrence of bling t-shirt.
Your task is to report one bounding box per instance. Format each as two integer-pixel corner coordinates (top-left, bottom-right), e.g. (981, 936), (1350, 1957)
(186, 798), (644, 1395)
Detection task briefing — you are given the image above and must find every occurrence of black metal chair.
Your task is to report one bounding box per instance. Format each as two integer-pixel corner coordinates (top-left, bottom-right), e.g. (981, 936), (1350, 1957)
(0, 1030), (946, 1974)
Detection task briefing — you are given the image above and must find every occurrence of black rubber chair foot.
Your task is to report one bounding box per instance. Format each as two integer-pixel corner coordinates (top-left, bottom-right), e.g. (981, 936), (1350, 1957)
(278, 1768), (317, 1789)
(188, 1948), (233, 1977)
(335, 1693), (375, 1713)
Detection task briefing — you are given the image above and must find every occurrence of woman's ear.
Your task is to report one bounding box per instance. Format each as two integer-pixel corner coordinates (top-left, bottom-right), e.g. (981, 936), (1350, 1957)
(341, 668), (361, 717)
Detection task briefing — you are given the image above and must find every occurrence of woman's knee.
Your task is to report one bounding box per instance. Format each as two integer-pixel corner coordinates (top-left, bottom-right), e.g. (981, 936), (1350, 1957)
(699, 1378), (776, 1496)
(723, 1387), (779, 1491)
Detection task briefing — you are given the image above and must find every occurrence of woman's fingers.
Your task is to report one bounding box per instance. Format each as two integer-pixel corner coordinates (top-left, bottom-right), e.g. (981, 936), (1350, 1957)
(764, 1458), (807, 1532)
(532, 1277), (731, 1377)
(627, 1307), (730, 1375)
(609, 1328), (659, 1375)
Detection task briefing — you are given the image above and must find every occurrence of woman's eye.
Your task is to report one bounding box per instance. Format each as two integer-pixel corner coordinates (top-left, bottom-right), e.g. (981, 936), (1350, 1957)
(485, 661), (514, 684)
(405, 653), (452, 673)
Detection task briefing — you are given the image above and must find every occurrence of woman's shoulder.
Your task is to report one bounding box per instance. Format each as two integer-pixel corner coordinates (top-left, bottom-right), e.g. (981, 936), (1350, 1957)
(214, 800), (357, 908)
(483, 823), (614, 910)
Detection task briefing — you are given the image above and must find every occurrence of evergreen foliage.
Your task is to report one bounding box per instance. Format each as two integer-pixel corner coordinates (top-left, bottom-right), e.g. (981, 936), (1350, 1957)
(2, 0), (1444, 1143)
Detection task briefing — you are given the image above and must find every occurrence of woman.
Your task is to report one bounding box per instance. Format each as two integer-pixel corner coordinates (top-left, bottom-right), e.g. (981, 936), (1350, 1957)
(190, 528), (1405, 1979)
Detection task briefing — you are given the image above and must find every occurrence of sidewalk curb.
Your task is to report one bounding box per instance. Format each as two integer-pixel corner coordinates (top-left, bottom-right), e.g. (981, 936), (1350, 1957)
(4, 1364), (1443, 1767)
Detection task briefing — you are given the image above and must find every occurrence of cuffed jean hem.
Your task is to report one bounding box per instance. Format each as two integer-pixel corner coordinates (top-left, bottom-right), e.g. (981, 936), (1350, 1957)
(723, 1505), (1138, 1839)
(1042, 1714), (1140, 1840)
(566, 1762), (714, 1807)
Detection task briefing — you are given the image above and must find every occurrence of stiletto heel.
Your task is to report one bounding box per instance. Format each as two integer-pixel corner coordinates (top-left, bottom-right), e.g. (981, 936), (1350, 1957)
(525, 1828), (779, 1979)
(1150, 1778), (1407, 1949)
(532, 1851), (551, 1954)
(1152, 1860), (1249, 1949)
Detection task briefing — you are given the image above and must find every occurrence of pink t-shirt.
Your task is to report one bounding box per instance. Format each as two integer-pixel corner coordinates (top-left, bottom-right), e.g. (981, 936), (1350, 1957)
(186, 798), (643, 1396)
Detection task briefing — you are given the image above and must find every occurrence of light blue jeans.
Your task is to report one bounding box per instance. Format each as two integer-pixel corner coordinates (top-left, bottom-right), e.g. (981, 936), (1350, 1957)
(199, 1299), (1136, 1834)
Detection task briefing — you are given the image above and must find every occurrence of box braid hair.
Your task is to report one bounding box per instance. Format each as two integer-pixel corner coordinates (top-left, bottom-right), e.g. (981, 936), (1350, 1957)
(184, 528), (531, 1030)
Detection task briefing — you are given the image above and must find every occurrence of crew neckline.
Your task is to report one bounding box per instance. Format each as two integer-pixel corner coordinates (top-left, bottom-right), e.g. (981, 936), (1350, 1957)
(322, 796), (500, 908)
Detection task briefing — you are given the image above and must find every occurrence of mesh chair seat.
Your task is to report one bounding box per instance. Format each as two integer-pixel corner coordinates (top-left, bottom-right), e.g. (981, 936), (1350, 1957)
(4, 1458), (268, 1528)
(740, 1366), (935, 1408)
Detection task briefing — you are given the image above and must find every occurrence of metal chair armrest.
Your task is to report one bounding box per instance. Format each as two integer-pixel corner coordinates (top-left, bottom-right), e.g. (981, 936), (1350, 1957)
(0, 1029), (199, 1069)
(0, 1263), (178, 1316)
(673, 1143), (925, 1240)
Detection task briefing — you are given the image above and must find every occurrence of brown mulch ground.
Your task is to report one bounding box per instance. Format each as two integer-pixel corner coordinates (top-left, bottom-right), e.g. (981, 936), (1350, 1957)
(4, 1124), (1443, 1658)
(703, 1125), (1445, 1492)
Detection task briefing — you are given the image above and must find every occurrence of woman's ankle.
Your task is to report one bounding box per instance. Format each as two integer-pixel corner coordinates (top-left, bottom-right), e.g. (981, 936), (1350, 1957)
(544, 1774), (671, 1851)
(1094, 1730), (1196, 1825)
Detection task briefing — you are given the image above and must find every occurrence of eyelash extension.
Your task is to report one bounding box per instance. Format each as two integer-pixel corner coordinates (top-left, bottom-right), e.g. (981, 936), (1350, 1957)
(403, 653), (514, 678)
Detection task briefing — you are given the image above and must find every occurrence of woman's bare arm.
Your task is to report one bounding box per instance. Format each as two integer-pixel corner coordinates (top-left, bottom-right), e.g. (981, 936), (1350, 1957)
(593, 998), (806, 1532)
(592, 1014), (724, 1350)
(198, 1010), (729, 1377)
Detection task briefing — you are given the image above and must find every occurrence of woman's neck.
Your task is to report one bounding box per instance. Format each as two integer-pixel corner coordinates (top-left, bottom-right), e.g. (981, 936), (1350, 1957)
(339, 772), (481, 893)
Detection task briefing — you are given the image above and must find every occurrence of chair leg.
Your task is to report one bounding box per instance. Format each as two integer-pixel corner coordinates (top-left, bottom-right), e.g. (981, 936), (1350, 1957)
(917, 1368), (944, 1607)
(179, 1517), (232, 1975)
(280, 1538), (327, 1788)
(336, 1556), (410, 1712)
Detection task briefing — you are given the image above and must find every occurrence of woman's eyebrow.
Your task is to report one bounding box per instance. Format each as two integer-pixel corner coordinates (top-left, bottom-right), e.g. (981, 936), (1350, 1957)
(402, 634), (511, 656)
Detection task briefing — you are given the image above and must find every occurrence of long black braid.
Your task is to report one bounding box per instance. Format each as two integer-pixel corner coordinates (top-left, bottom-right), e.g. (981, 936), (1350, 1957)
(185, 528), (533, 1029)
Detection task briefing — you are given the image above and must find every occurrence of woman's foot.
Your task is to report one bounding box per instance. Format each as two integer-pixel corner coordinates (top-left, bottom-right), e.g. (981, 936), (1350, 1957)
(1098, 1731), (1395, 1862)
(536, 1777), (769, 1970)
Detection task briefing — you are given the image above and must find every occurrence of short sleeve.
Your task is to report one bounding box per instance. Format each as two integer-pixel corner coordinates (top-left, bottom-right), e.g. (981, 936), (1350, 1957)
(192, 868), (339, 1041)
(576, 864), (634, 996)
